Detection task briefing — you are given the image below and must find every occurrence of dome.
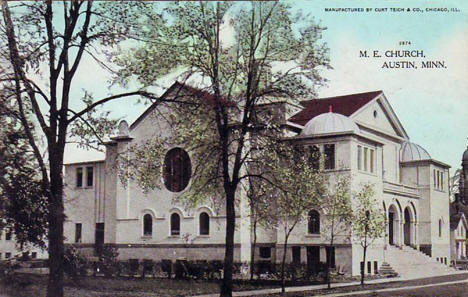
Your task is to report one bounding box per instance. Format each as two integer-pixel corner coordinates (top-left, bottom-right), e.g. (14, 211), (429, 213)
(301, 108), (360, 136)
(400, 142), (431, 162)
(463, 146), (468, 164)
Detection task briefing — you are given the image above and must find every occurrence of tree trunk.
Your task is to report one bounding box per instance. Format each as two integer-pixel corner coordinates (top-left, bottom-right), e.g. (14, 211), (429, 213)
(361, 245), (367, 286)
(250, 219), (257, 280)
(220, 189), (236, 297)
(327, 243), (332, 289)
(47, 150), (66, 297)
(280, 233), (289, 294)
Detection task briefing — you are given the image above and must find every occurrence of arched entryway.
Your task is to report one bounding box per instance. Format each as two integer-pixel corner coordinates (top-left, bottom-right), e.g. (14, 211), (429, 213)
(403, 207), (413, 246)
(388, 205), (399, 245)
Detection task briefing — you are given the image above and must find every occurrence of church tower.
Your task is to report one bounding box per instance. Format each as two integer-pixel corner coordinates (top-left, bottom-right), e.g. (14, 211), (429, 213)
(460, 142), (468, 204)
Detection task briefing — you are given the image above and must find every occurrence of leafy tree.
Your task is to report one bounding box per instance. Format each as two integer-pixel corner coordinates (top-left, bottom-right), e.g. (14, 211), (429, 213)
(0, 97), (48, 249)
(320, 174), (353, 289)
(352, 183), (386, 286)
(257, 145), (326, 293)
(0, 2), (157, 296)
(116, 2), (329, 296)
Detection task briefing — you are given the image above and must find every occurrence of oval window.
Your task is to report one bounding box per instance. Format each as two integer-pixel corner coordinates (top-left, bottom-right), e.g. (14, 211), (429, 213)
(163, 148), (191, 192)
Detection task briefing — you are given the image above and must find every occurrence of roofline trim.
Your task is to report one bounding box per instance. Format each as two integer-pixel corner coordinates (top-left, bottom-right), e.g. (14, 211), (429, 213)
(64, 160), (105, 166)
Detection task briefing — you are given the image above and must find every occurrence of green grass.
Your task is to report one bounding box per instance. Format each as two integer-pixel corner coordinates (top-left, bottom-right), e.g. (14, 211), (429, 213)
(1, 273), (278, 297)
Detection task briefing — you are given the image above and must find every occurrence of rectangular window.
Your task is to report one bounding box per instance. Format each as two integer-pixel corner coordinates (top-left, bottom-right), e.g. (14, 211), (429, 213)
(433, 169), (436, 188)
(0, 253), (2, 259)
(5, 252), (11, 259)
(367, 261), (371, 274)
(374, 261), (378, 274)
(324, 144), (335, 170)
(360, 261), (364, 275)
(5, 229), (12, 241)
(259, 247), (271, 259)
(441, 172), (444, 190)
(86, 167), (94, 187)
(363, 148), (368, 171)
(309, 146), (320, 170)
(437, 171), (440, 189)
(76, 167), (83, 188)
(292, 246), (301, 264)
(370, 150), (374, 173)
(31, 252), (37, 259)
(75, 223), (82, 243)
(358, 146), (362, 170)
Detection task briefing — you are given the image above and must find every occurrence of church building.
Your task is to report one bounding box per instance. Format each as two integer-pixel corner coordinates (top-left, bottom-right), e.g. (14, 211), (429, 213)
(63, 82), (453, 277)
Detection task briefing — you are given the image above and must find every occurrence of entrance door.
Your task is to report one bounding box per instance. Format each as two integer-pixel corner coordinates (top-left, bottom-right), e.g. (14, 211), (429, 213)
(389, 212), (394, 245)
(95, 223), (105, 256)
(307, 246), (320, 275)
(404, 208), (411, 246)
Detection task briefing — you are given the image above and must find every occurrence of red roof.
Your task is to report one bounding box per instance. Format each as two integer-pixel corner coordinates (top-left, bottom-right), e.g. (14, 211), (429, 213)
(288, 91), (382, 126)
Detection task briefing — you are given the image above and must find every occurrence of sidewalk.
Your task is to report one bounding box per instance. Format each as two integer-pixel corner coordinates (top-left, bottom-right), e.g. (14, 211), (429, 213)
(193, 270), (468, 297)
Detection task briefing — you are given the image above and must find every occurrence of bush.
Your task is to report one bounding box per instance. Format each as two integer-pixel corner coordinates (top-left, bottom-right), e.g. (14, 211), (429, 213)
(100, 245), (120, 277)
(63, 245), (89, 278)
(160, 259), (172, 279)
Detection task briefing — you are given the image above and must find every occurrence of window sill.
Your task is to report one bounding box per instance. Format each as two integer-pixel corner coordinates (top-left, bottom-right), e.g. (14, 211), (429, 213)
(141, 236), (152, 240)
(168, 235), (180, 238)
(197, 235), (210, 238)
(357, 170), (377, 177)
(306, 234), (320, 238)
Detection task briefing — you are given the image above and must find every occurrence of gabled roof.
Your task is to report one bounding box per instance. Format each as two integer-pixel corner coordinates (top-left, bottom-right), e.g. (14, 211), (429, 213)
(288, 91), (382, 126)
(450, 212), (468, 231)
(130, 82), (234, 130)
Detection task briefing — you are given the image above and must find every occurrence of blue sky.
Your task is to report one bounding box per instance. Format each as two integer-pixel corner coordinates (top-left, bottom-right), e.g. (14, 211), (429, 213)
(65, 0), (468, 173)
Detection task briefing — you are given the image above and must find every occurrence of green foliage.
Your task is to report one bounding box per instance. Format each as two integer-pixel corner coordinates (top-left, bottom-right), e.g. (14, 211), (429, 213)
(0, 96), (48, 249)
(321, 174), (353, 242)
(353, 183), (386, 247)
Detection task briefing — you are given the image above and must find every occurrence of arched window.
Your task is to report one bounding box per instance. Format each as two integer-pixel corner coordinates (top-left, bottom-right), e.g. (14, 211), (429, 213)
(171, 213), (180, 236)
(199, 212), (210, 235)
(439, 219), (442, 237)
(308, 210), (320, 234)
(143, 214), (152, 236)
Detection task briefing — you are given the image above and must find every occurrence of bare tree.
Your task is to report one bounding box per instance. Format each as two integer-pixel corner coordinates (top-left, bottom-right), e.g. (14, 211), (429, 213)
(0, 2), (159, 296)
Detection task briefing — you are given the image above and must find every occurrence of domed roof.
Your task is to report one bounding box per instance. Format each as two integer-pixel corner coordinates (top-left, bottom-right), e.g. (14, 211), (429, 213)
(400, 142), (431, 162)
(301, 107), (360, 136)
(463, 146), (468, 163)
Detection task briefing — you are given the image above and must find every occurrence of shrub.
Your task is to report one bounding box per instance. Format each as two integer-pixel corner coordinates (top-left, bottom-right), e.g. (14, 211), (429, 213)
(128, 259), (140, 277)
(63, 245), (89, 278)
(100, 245), (120, 277)
(160, 259), (173, 279)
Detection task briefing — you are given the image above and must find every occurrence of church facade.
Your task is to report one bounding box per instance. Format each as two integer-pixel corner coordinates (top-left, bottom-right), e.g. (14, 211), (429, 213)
(63, 82), (452, 276)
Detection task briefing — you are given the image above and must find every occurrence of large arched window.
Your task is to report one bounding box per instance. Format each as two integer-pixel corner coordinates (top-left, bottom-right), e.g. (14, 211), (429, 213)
(143, 214), (153, 236)
(308, 210), (320, 234)
(199, 212), (210, 235)
(171, 213), (180, 236)
(163, 148), (192, 192)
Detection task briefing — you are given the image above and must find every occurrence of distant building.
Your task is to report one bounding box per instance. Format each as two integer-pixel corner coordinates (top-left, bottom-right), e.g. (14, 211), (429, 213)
(449, 142), (468, 263)
(63, 82), (453, 277)
(0, 226), (48, 260)
(450, 212), (467, 261)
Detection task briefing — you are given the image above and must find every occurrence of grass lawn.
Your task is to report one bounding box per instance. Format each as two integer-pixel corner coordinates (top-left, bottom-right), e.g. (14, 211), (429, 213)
(3, 272), (467, 297)
(1, 273), (279, 297)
